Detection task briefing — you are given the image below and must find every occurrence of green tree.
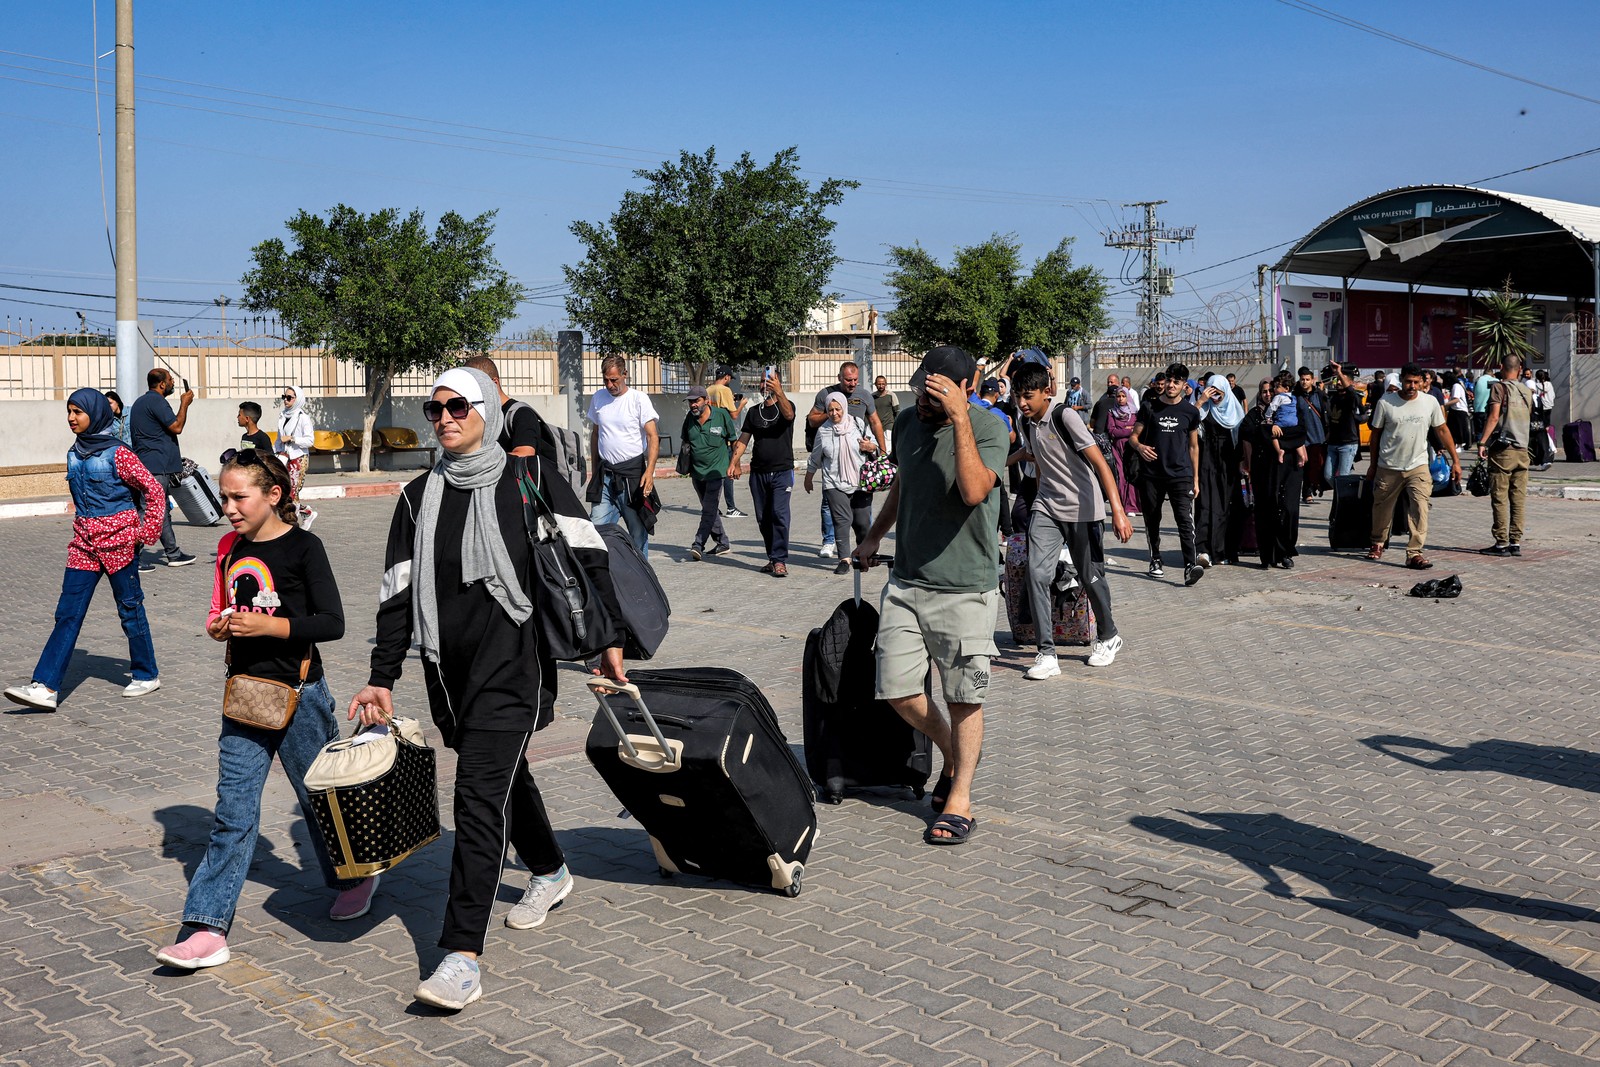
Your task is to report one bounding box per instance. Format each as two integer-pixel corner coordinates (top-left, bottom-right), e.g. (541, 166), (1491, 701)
(1466, 277), (1539, 371)
(564, 147), (856, 383)
(241, 205), (520, 472)
(886, 234), (1110, 363)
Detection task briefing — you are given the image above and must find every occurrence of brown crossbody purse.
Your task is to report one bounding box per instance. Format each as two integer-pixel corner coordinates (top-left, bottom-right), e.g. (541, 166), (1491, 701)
(219, 538), (313, 731)
(223, 642), (311, 731)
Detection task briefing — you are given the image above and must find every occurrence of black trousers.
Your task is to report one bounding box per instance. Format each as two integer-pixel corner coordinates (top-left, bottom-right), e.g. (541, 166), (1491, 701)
(441, 729), (564, 955)
(1138, 476), (1197, 566)
(822, 487), (871, 552)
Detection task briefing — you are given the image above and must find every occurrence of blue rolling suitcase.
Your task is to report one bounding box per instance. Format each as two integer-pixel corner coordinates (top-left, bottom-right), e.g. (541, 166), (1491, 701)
(586, 671), (816, 895)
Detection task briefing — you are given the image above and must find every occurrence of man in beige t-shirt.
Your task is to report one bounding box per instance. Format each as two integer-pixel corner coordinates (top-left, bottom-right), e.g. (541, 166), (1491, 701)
(1366, 363), (1458, 569)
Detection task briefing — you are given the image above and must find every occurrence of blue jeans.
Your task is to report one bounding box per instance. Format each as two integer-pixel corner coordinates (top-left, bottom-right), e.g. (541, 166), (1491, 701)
(182, 677), (356, 931)
(749, 469), (793, 562)
(820, 498), (835, 547)
(33, 562), (157, 692)
(591, 470), (649, 560)
(722, 476), (736, 511)
(1324, 443), (1358, 483)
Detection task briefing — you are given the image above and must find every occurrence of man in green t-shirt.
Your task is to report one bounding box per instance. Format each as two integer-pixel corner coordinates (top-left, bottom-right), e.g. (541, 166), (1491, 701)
(855, 346), (1007, 848)
(682, 385), (738, 560)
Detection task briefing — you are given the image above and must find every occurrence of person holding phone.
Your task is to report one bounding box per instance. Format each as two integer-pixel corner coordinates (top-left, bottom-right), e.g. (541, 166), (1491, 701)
(729, 368), (796, 577)
(128, 368), (196, 569)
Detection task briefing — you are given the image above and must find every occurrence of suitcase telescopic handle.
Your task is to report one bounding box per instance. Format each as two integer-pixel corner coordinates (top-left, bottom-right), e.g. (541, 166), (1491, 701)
(586, 676), (679, 771)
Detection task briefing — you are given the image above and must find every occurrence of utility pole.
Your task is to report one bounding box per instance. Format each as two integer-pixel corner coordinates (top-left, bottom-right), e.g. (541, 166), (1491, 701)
(114, 0), (139, 403)
(1105, 200), (1194, 358)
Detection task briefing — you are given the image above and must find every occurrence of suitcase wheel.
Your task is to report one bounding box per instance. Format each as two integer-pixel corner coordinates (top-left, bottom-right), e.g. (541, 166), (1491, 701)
(912, 786), (926, 800)
(658, 867), (674, 880)
(783, 875), (802, 898)
(824, 792), (844, 806)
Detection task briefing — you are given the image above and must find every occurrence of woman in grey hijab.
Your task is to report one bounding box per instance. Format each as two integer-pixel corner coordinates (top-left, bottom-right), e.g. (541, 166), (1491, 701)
(348, 366), (622, 1012)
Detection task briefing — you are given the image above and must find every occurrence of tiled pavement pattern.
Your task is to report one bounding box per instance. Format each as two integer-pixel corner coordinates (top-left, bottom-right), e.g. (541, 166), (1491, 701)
(2, 479), (1599, 1066)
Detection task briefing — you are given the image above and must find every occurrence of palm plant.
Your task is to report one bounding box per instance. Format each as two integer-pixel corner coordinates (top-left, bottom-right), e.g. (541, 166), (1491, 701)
(1465, 277), (1539, 370)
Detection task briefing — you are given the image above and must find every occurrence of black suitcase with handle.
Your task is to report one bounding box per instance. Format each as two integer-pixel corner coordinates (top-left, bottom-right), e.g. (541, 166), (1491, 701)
(802, 566), (932, 805)
(585, 671), (815, 895)
(1329, 474), (1406, 549)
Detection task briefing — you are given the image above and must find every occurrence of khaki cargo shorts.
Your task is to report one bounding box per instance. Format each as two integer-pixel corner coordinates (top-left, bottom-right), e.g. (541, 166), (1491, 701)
(875, 576), (1000, 706)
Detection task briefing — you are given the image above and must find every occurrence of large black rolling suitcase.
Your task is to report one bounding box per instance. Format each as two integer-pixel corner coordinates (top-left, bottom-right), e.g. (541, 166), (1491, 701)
(803, 566), (933, 805)
(172, 461), (224, 526)
(1328, 474), (1406, 549)
(586, 672), (816, 896)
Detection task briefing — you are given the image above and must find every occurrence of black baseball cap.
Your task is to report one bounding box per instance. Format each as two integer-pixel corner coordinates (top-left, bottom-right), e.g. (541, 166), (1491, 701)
(910, 346), (977, 393)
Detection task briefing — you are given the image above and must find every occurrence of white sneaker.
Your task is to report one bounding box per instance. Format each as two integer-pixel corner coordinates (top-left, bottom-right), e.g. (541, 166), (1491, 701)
(1088, 634), (1123, 667)
(415, 952), (482, 1010)
(819, 543), (837, 558)
(123, 678), (161, 698)
(1196, 552), (1212, 569)
(300, 508), (318, 531)
(1023, 653), (1060, 681)
(5, 682), (57, 711)
(505, 866), (573, 929)
(724, 508), (747, 519)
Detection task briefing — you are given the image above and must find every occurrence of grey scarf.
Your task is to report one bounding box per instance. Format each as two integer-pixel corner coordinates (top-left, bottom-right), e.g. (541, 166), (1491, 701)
(414, 367), (533, 664)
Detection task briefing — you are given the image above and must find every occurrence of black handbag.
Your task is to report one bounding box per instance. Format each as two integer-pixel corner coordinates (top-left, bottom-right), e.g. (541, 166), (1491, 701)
(1466, 460), (1491, 497)
(515, 458), (619, 661)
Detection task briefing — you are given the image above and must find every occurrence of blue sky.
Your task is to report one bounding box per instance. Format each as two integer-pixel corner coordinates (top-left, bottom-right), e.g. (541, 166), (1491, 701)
(3, 1), (1598, 341)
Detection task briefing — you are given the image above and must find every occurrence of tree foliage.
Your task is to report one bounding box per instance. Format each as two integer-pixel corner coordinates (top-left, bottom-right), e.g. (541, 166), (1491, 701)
(241, 205), (520, 472)
(886, 234), (1110, 362)
(1466, 277), (1539, 370)
(564, 147), (856, 381)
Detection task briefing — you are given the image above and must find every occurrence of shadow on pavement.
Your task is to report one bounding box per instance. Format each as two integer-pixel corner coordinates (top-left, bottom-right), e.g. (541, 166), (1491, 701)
(155, 803), (453, 979)
(1131, 810), (1600, 1003)
(1362, 735), (1600, 795)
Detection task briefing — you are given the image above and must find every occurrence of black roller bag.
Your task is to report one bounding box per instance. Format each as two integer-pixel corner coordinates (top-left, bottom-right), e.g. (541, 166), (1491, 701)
(803, 565), (932, 805)
(585, 670), (816, 896)
(1328, 473), (1406, 550)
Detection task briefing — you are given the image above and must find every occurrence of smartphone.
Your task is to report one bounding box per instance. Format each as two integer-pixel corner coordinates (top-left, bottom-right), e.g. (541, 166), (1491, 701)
(764, 364), (776, 381)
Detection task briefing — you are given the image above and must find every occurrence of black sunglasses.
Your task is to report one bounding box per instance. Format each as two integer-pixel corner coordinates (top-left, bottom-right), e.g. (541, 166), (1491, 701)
(423, 396), (478, 422)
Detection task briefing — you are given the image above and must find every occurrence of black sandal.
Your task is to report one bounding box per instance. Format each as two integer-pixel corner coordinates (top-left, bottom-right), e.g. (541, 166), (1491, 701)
(924, 813), (977, 846)
(930, 771), (955, 813)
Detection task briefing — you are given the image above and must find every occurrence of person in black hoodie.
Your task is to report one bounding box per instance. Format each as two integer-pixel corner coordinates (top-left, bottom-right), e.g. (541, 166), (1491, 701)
(348, 367), (624, 1011)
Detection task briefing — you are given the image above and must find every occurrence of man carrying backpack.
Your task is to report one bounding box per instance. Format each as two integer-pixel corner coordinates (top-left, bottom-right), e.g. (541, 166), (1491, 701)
(1011, 362), (1133, 678)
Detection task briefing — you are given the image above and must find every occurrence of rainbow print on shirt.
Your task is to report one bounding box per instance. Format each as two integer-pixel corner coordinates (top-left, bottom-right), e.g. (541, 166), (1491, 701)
(228, 555), (280, 614)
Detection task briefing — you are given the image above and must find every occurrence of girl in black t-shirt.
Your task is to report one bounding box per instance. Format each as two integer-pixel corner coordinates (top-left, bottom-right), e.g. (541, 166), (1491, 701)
(156, 450), (367, 972)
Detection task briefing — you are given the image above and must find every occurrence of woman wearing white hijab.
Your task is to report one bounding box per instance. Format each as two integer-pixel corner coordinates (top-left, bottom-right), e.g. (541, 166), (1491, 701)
(804, 390), (876, 575)
(274, 383), (317, 528)
(1194, 373), (1245, 566)
(347, 367), (622, 1012)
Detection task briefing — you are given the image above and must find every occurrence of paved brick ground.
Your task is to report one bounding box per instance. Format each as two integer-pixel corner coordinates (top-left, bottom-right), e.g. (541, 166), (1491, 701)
(2, 479), (1599, 1066)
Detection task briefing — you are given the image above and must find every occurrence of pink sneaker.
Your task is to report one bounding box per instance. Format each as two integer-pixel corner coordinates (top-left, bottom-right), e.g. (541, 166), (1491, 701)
(329, 875), (379, 921)
(155, 928), (229, 970)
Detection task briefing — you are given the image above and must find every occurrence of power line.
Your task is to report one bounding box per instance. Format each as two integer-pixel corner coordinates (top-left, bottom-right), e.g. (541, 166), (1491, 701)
(1472, 144), (1600, 184)
(1273, 0), (1600, 108)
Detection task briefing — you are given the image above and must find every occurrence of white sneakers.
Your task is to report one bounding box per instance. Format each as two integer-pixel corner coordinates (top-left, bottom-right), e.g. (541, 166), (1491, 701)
(819, 543), (838, 558)
(5, 682), (57, 711)
(1088, 634), (1123, 667)
(123, 678), (162, 698)
(505, 866), (573, 929)
(1023, 653), (1061, 681)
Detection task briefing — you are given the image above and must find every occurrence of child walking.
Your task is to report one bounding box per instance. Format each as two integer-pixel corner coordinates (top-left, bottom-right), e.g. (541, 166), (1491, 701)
(5, 389), (165, 711)
(156, 450), (376, 970)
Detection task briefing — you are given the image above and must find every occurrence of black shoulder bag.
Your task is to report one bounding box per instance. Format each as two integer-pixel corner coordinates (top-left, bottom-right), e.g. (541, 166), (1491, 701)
(514, 456), (620, 661)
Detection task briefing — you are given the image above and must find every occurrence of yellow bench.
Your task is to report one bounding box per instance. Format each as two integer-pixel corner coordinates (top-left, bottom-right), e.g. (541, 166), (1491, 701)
(311, 430), (350, 455)
(378, 427), (437, 467)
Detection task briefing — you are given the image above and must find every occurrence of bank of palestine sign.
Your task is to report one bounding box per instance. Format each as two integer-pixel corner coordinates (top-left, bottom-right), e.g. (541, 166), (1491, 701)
(1298, 190), (1564, 261)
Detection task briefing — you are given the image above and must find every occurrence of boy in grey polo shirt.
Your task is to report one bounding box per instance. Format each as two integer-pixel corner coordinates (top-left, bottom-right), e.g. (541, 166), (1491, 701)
(1011, 363), (1133, 678)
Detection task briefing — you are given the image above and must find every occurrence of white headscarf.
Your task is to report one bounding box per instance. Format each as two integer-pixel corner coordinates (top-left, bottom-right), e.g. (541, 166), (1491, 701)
(278, 382), (312, 444)
(1199, 373), (1245, 442)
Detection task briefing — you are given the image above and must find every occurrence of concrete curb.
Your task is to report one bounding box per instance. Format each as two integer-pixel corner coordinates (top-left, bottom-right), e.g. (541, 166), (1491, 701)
(0, 466), (693, 519)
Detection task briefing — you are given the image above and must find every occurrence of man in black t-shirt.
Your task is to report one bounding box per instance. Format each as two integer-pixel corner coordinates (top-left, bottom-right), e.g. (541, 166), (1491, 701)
(465, 355), (544, 458)
(730, 370), (797, 577)
(1321, 363), (1360, 480)
(1130, 362), (1203, 585)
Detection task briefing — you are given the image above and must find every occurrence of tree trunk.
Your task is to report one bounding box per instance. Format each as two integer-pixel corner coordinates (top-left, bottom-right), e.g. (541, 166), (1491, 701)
(360, 369), (392, 474)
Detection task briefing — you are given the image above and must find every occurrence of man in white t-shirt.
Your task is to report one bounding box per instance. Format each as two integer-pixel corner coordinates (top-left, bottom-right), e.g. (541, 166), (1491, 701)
(586, 355), (660, 558)
(1366, 363), (1458, 569)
